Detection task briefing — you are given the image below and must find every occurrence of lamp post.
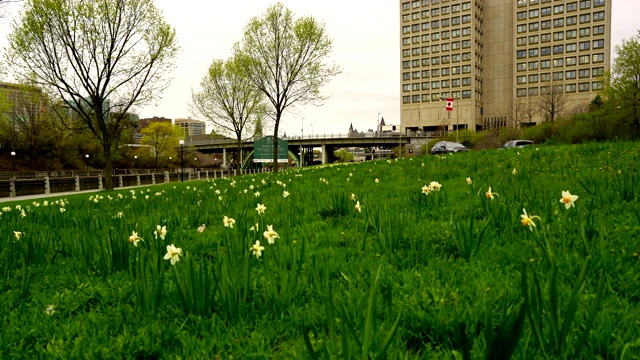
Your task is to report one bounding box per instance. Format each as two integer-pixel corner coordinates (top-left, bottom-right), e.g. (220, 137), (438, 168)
(194, 157), (198, 171)
(179, 140), (185, 182)
(85, 154), (89, 171)
(10, 151), (16, 172)
(169, 156), (172, 171)
(133, 155), (137, 169)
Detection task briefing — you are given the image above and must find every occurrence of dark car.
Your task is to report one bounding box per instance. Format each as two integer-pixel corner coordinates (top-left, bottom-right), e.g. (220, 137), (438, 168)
(501, 140), (534, 149)
(431, 141), (469, 155)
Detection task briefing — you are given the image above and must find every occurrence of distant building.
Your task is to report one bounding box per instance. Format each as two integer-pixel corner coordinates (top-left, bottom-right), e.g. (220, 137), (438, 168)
(175, 117), (206, 136)
(136, 116), (172, 144)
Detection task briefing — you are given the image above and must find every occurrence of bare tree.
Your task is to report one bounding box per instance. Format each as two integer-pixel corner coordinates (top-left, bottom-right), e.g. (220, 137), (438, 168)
(234, 3), (341, 171)
(539, 83), (567, 122)
(191, 57), (266, 167)
(4, 0), (179, 189)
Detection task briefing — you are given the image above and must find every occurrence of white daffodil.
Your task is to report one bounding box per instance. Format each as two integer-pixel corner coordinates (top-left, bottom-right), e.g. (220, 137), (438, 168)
(466, 177), (472, 185)
(355, 201), (363, 212)
(197, 224), (206, 233)
(254, 191), (261, 197)
(223, 216), (236, 228)
(129, 231), (143, 247)
(428, 181), (442, 191)
(485, 187), (498, 200)
(263, 225), (279, 245)
(250, 240), (265, 258)
(163, 244), (182, 265)
(256, 203), (266, 214)
(560, 191), (579, 209)
(422, 185), (430, 195)
(512, 168), (518, 175)
(283, 191), (290, 198)
(520, 208), (541, 231)
(14, 231), (22, 240)
(154, 225), (167, 240)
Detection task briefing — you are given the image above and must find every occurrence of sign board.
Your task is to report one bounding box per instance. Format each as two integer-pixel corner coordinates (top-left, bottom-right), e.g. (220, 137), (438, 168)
(446, 98), (454, 112)
(253, 136), (289, 163)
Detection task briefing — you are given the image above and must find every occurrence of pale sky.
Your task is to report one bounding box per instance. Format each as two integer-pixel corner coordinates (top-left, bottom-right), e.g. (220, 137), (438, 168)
(1, 1), (638, 137)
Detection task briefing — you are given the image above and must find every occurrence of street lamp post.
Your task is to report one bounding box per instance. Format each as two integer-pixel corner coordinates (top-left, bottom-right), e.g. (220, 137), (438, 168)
(10, 151), (16, 172)
(194, 157), (198, 171)
(169, 156), (172, 171)
(85, 154), (89, 172)
(133, 155), (137, 170)
(179, 140), (185, 182)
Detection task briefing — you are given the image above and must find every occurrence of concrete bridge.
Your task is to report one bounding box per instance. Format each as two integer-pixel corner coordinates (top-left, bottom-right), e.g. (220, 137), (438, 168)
(185, 132), (426, 165)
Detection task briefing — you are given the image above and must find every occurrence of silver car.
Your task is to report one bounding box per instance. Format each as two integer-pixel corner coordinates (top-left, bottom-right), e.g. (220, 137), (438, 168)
(431, 141), (469, 155)
(501, 140), (534, 149)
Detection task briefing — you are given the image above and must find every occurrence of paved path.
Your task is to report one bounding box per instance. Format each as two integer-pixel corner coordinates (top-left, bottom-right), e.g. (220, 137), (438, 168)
(0, 184), (169, 203)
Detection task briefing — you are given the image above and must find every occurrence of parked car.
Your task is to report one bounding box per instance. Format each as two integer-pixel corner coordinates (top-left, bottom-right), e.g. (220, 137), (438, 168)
(431, 141), (469, 155)
(500, 140), (534, 149)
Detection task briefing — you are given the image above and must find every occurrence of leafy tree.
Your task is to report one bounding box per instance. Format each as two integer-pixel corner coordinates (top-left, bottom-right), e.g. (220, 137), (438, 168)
(191, 57), (266, 166)
(234, 3), (341, 171)
(334, 149), (354, 163)
(4, 0), (179, 189)
(606, 31), (640, 133)
(140, 122), (183, 168)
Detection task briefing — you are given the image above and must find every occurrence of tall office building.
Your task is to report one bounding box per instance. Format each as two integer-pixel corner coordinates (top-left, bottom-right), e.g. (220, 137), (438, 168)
(400, 0), (611, 133)
(174, 117), (206, 136)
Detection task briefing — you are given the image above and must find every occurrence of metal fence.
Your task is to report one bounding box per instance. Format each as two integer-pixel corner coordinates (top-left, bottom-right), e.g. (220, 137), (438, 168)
(0, 167), (271, 199)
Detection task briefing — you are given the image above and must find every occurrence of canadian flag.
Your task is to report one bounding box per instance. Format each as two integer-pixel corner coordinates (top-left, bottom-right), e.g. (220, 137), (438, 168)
(446, 98), (454, 112)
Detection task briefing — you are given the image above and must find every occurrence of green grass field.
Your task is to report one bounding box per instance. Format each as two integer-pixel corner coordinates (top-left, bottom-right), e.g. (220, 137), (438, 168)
(1, 142), (639, 358)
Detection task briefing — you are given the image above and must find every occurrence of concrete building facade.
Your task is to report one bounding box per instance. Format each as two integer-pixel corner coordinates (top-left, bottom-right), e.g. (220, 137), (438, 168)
(174, 118), (206, 136)
(400, 0), (611, 133)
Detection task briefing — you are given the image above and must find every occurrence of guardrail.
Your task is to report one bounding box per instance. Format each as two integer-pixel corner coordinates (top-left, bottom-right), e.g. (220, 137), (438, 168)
(0, 168), (270, 199)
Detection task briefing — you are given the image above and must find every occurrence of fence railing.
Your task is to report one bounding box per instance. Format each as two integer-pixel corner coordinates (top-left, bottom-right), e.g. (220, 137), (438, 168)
(0, 167), (271, 199)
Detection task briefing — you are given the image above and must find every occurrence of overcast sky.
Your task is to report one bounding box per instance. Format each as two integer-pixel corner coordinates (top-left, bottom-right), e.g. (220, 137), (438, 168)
(1, 1), (638, 137)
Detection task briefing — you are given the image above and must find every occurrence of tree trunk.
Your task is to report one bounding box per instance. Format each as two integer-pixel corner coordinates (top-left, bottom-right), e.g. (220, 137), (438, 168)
(103, 142), (114, 190)
(272, 116), (280, 173)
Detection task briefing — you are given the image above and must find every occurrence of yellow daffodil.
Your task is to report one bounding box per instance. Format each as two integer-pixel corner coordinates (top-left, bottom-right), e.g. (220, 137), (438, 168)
(429, 181), (442, 191)
(350, 193), (357, 201)
(559, 191), (579, 209)
(283, 191), (290, 198)
(223, 216), (236, 228)
(129, 231), (143, 247)
(254, 191), (261, 197)
(422, 185), (430, 195)
(520, 209), (541, 231)
(256, 203), (266, 214)
(375, 178), (380, 184)
(512, 168), (517, 175)
(163, 244), (182, 265)
(251, 240), (265, 258)
(14, 231), (22, 240)
(485, 187), (498, 200)
(466, 177), (472, 185)
(263, 225), (279, 245)
(249, 223), (259, 232)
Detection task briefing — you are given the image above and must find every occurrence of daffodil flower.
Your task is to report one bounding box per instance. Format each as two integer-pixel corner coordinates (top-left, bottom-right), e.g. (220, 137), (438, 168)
(283, 191), (290, 198)
(256, 203), (266, 214)
(485, 187), (498, 200)
(375, 178), (380, 184)
(197, 224), (206, 233)
(520, 209), (541, 231)
(129, 231), (143, 247)
(251, 240), (265, 258)
(560, 191), (579, 209)
(355, 201), (363, 212)
(512, 168), (517, 175)
(164, 244), (182, 265)
(428, 181), (442, 191)
(350, 193), (357, 201)
(249, 223), (259, 232)
(14, 231), (22, 240)
(466, 177), (472, 185)
(422, 185), (430, 195)
(154, 225), (167, 240)
(223, 216), (236, 228)
(263, 225), (279, 245)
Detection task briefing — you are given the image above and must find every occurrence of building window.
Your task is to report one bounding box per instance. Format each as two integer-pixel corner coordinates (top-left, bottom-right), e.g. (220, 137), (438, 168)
(579, 55), (590, 64)
(431, 44), (440, 53)
(432, 20), (439, 29)
(412, 12), (420, 20)
(422, 22), (430, 30)
(432, 69), (440, 77)
(412, 36), (420, 44)
(441, 43), (450, 51)
(529, 9), (539, 18)
(554, 71), (564, 80)
(403, 38), (410, 45)
(452, 79), (461, 87)
(567, 30), (577, 39)
(462, 40), (471, 48)
(553, 4), (564, 14)
(541, 59), (551, 68)
(554, 58), (564, 67)
(594, 0), (604, 7)
(441, 80), (450, 88)
(412, 71), (421, 79)
(553, 31), (564, 41)
(579, 69), (590, 78)
(452, 66), (461, 74)
(517, 62), (527, 71)
(412, 24), (420, 32)
(593, 25), (604, 35)
(517, 50), (527, 59)
(462, 65), (471, 73)
(553, 18), (564, 27)
(567, 16), (577, 26)
(402, 2), (410, 11)
(412, 83), (421, 91)
(431, 8), (439, 16)
(403, 72), (410, 80)
(553, 45), (564, 54)
(566, 43), (577, 52)
(422, 10), (429, 18)
(593, 39), (604, 49)
(541, 33), (551, 43)
(452, 16), (461, 25)
(422, 34), (430, 42)
(462, 14), (471, 24)
(579, 14), (591, 23)
(422, 70), (430, 78)
(462, 77), (471, 86)
(432, 56), (440, 65)
(580, 27), (591, 37)
(452, 29), (461, 37)
(593, 11), (605, 21)
(518, 37), (527, 46)
(567, 2), (578, 11)
(441, 68), (450, 76)
(412, 48), (421, 56)
(580, 0), (591, 9)
(403, 61), (410, 69)
(541, 20), (552, 29)
(592, 67), (604, 77)
(578, 83), (589, 92)
(441, 6), (450, 15)
(462, 2), (471, 11)
(517, 88), (527, 97)
(462, 90), (471, 98)
(422, 58), (430, 66)
(541, 46), (551, 56)
(403, 95), (410, 103)
(432, 33), (440, 41)
(541, 7), (552, 16)
(452, 54), (461, 62)
(541, 86), (551, 94)
(431, 94), (440, 101)
(452, 41), (461, 50)
(566, 70), (577, 79)
(529, 61), (539, 70)
(422, 94), (430, 102)
(517, 75), (527, 85)
(529, 48), (539, 57)
(431, 81), (440, 89)
(412, 0), (420, 8)
(541, 73), (551, 82)
(412, 95), (421, 103)
(593, 53), (604, 63)
(462, 52), (471, 61)
(529, 22), (539, 31)
(442, 55), (450, 63)
(592, 81), (603, 90)
(529, 74), (539, 83)
(441, 30), (450, 39)
(462, 27), (472, 36)
(403, 14), (411, 23)
(566, 56), (577, 66)
(579, 41), (590, 51)
(565, 84), (576, 93)
(412, 59), (420, 67)
(518, 11), (527, 21)
(529, 35), (539, 44)
(452, 4), (461, 12)
(441, 19), (450, 27)
(529, 87), (538, 96)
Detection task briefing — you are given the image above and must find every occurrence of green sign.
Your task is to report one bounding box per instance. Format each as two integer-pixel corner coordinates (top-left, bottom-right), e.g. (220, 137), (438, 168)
(253, 136), (289, 163)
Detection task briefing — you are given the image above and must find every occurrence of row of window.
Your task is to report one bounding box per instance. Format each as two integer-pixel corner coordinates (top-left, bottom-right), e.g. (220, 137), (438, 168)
(403, 27), (473, 46)
(403, 53), (476, 69)
(403, 65), (474, 80)
(402, 15), (473, 32)
(516, 68), (604, 84)
(402, 40), (474, 57)
(517, 0), (605, 20)
(403, 6), (474, 23)
(403, 90), (473, 104)
(403, 0), (472, 12)
(517, 25), (605, 45)
(516, 82), (603, 97)
(517, 48), (605, 61)
(403, 78), (473, 92)
(517, 0), (605, 10)
(517, 58), (605, 72)
(516, 11), (605, 33)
